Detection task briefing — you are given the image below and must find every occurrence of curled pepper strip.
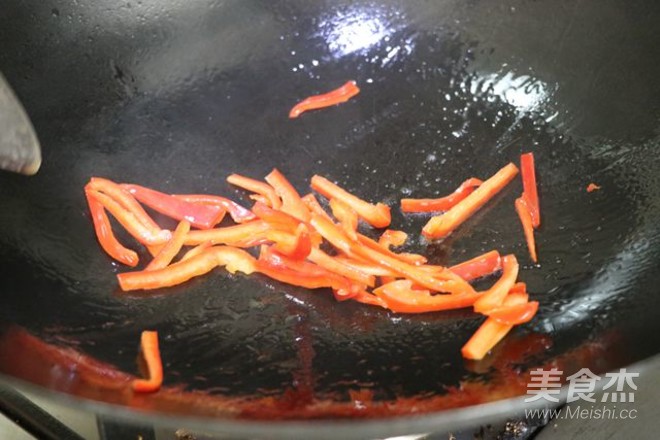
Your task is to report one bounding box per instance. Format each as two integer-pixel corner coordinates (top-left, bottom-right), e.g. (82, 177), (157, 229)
(85, 190), (139, 267)
(122, 184), (225, 230)
(289, 80), (360, 118)
(422, 163), (519, 239)
(132, 330), (163, 393)
(146, 220), (191, 271)
(88, 178), (162, 233)
(311, 175), (391, 228)
(586, 183), (601, 193)
(227, 174), (281, 209)
(180, 241), (213, 262)
(87, 189), (172, 246)
(401, 178), (484, 213)
(117, 246), (256, 291)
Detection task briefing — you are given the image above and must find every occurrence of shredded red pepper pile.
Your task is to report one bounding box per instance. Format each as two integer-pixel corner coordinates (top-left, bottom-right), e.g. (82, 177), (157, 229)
(85, 155), (542, 375)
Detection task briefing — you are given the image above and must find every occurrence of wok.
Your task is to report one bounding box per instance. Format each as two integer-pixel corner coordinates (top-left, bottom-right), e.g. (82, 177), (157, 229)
(1, 0), (659, 438)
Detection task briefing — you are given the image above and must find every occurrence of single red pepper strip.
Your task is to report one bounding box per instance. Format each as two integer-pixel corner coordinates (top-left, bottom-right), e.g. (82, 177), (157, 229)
(311, 175), (391, 228)
(473, 255), (519, 313)
(461, 290), (531, 360)
(329, 198), (359, 241)
(487, 301), (539, 325)
(227, 174), (282, 209)
(132, 330), (163, 393)
(515, 197), (538, 263)
(173, 194), (255, 223)
(85, 190), (139, 267)
(87, 189), (172, 246)
(88, 178), (162, 233)
(184, 220), (270, 246)
(422, 163), (519, 239)
(401, 178), (484, 213)
(122, 184), (225, 230)
(373, 280), (483, 314)
(520, 153), (540, 228)
(289, 80), (360, 119)
(265, 169), (310, 222)
(118, 246), (256, 291)
(448, 250), (502, 282)
(146, 220), (191, 271)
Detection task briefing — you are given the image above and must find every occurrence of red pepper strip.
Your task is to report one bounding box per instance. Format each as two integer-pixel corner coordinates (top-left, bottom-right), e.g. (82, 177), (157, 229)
(265, 169), (310, 222)
(353, 290), (388, 308)
(132, 330), (163, 393)
(586, 183), (601, 193)
(487, 301), (539, 325)
(227, 174), (282, 209)
(88, 178), (162, 233)
(378, 230), (408, 249)
(520, 153), (540, 228)
(266, 224), (312, 260)
(357, 234), (427, 266)
(329, 198), (359, 240)
(422, 163), (519, 239)
(88, 190), (172, 246)
(373, 280), (483, 314)
(311, 214), (473, 294)
(461, 291), (530, 360)
(448, 250), (502, 282)
(173, 194), (255, 223)
(308, 248), (375, 287)
(122, 184), (225, 230)
(251, 202), (301, 233)
(85, 191), (139, 267)
(180, 241), (213, 262)
(289, 80), (360, 119)
(401, 178), (484, 213)
(146, 220), (191, 271)
(311, 175), (391, 228)
(118, 246), (256, 291)
(301, 193), (334, 221)
(473, 255), (519, 313)
(184, 220), (270, 246)
(515, 197), (538, 263)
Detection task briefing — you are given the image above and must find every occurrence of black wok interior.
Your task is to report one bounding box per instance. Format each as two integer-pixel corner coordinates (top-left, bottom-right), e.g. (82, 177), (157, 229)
(1, 0), (659, 434)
